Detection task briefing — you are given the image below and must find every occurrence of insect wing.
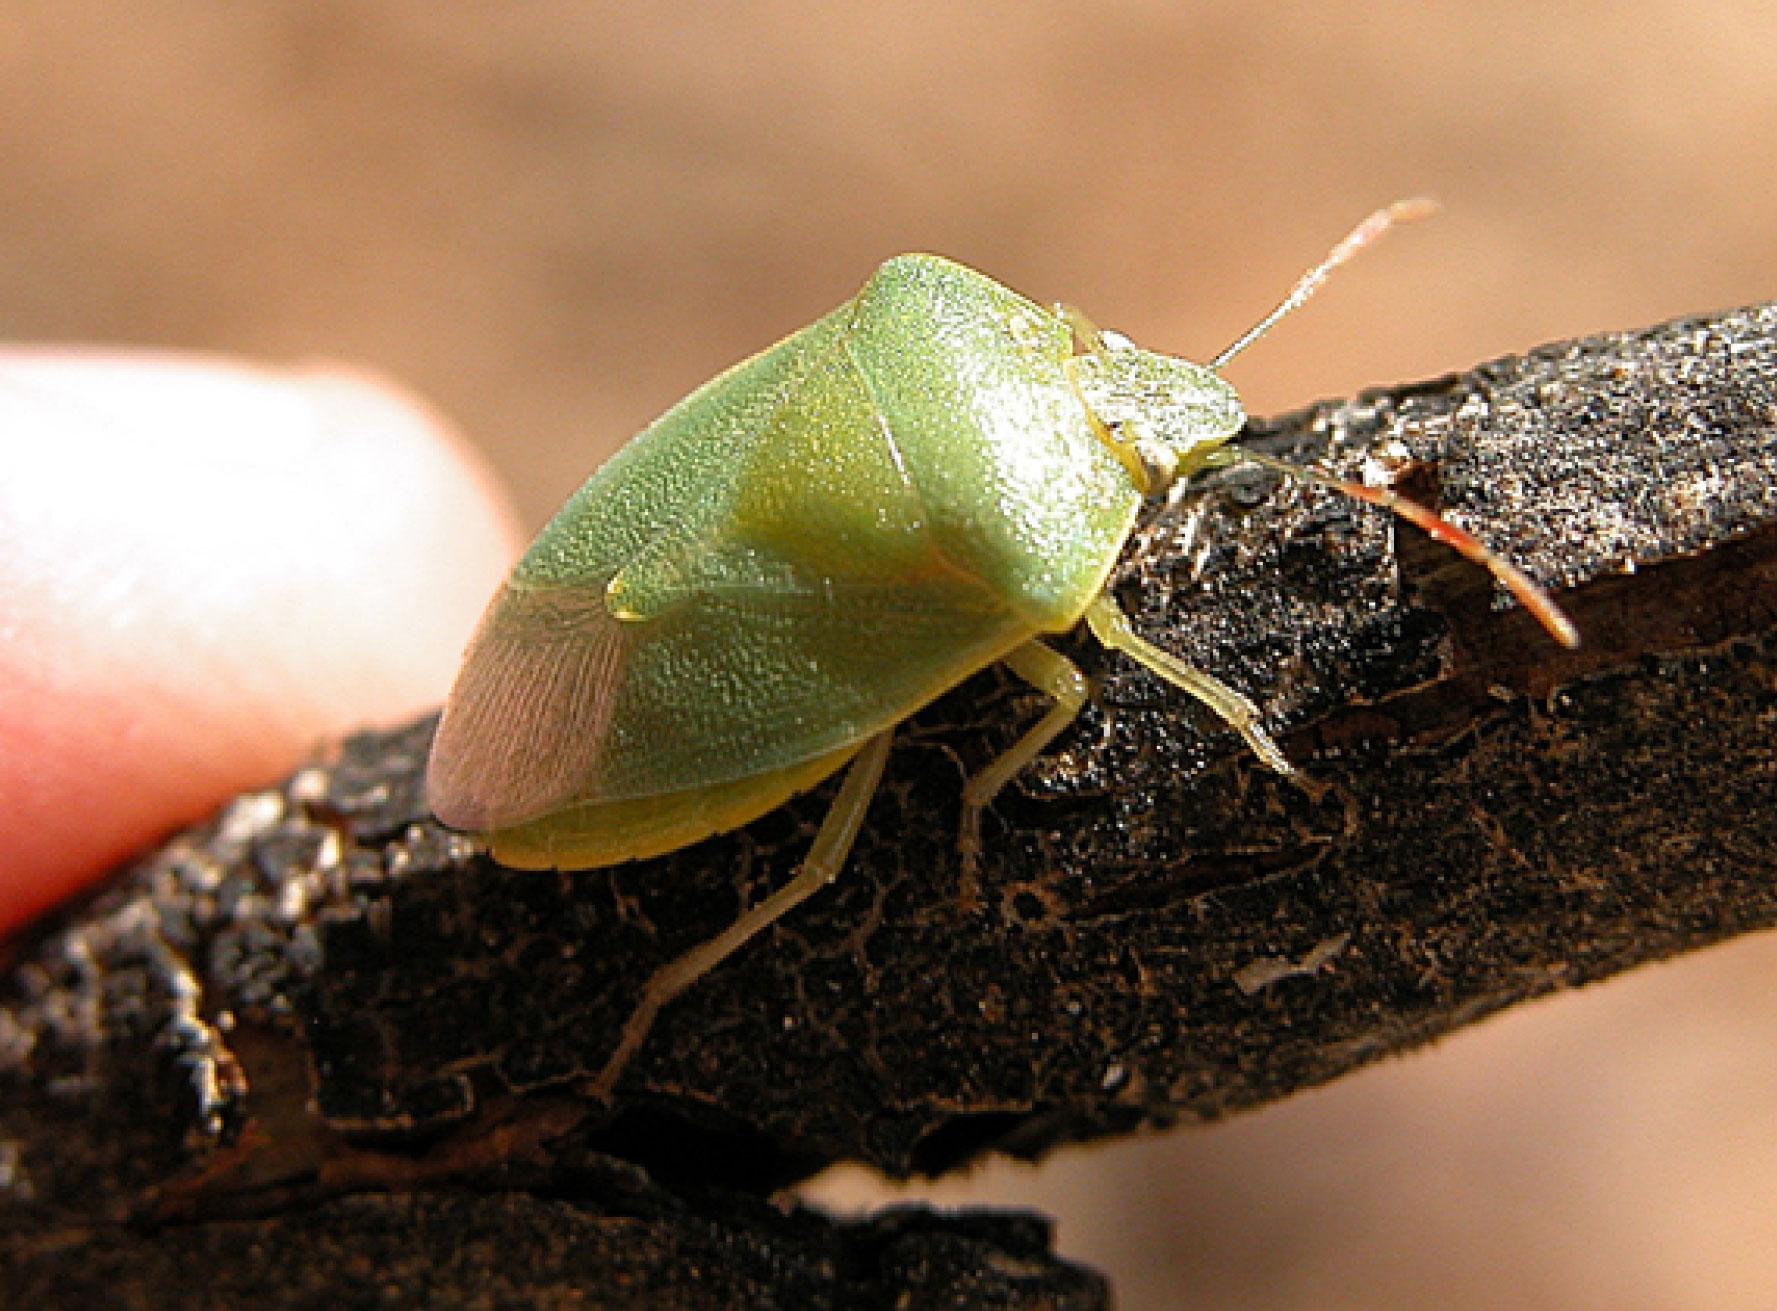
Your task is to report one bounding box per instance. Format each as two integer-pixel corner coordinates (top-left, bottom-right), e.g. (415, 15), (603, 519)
(552, 308), (1028, 806)
(427, 578), (630, 832)
(427, 306), (851, 832)
(429, 283), (1029, 834)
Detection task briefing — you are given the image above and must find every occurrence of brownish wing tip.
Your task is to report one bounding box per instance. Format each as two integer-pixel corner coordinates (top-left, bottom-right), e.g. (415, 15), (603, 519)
(425, 712), (492, 832)
(424, 581), (628, 834)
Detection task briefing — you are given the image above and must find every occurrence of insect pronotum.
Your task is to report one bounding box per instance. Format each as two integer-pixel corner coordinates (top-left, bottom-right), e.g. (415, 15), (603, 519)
(428, 200), (1579, 1097)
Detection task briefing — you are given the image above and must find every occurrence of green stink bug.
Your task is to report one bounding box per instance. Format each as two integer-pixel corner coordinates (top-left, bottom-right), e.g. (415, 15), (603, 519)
(427, 201), (1578, 1094)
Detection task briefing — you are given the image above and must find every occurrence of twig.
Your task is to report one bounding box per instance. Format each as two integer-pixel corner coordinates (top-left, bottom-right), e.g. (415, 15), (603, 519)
(4, 301), (1774, 1307)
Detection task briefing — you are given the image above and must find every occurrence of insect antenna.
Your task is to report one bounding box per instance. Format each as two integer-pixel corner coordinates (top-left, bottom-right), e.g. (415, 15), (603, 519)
(1211, 197), (1440, 370)
(1208, 199), (1579, 649)
(1235, 447), (1581, 649)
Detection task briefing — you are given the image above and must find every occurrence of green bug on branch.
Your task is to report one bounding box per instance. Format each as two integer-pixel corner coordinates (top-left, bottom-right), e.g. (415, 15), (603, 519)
(427, 200), (1579, 1097)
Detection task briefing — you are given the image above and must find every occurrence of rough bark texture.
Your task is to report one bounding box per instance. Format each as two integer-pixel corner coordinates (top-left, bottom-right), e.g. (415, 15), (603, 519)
(4, 302), (1775, 1307)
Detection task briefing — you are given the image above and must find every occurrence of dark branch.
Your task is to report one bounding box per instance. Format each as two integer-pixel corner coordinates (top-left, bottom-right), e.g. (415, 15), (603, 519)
(5, 302), (1775, 1306)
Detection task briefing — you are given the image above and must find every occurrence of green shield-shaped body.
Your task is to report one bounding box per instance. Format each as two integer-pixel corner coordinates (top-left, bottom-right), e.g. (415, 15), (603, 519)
(428, 255), (1153, 868)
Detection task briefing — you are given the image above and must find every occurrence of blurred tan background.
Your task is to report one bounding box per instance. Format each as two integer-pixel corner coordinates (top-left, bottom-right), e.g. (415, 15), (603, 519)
(5, 3), (1775, 1307)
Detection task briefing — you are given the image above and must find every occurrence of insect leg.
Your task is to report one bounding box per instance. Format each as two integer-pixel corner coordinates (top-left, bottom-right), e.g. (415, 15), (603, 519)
(1084, 593), (1294, 774)
(587, 729), (894, 1100)
(958, 640), (1091, 897)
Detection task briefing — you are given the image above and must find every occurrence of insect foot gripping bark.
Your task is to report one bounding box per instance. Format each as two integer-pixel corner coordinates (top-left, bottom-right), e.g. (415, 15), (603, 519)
(426, 198), (1579, 1101)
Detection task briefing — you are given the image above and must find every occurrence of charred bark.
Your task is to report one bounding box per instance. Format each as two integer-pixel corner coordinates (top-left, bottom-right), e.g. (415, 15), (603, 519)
(5, 303), (1775, 1307)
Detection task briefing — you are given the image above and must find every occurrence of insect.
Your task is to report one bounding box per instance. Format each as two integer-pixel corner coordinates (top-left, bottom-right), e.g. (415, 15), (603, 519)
(427, 200), (1579, 1096)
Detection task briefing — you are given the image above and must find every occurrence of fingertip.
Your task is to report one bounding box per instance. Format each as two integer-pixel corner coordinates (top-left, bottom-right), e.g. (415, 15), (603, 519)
(0, 350), (523, 933)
